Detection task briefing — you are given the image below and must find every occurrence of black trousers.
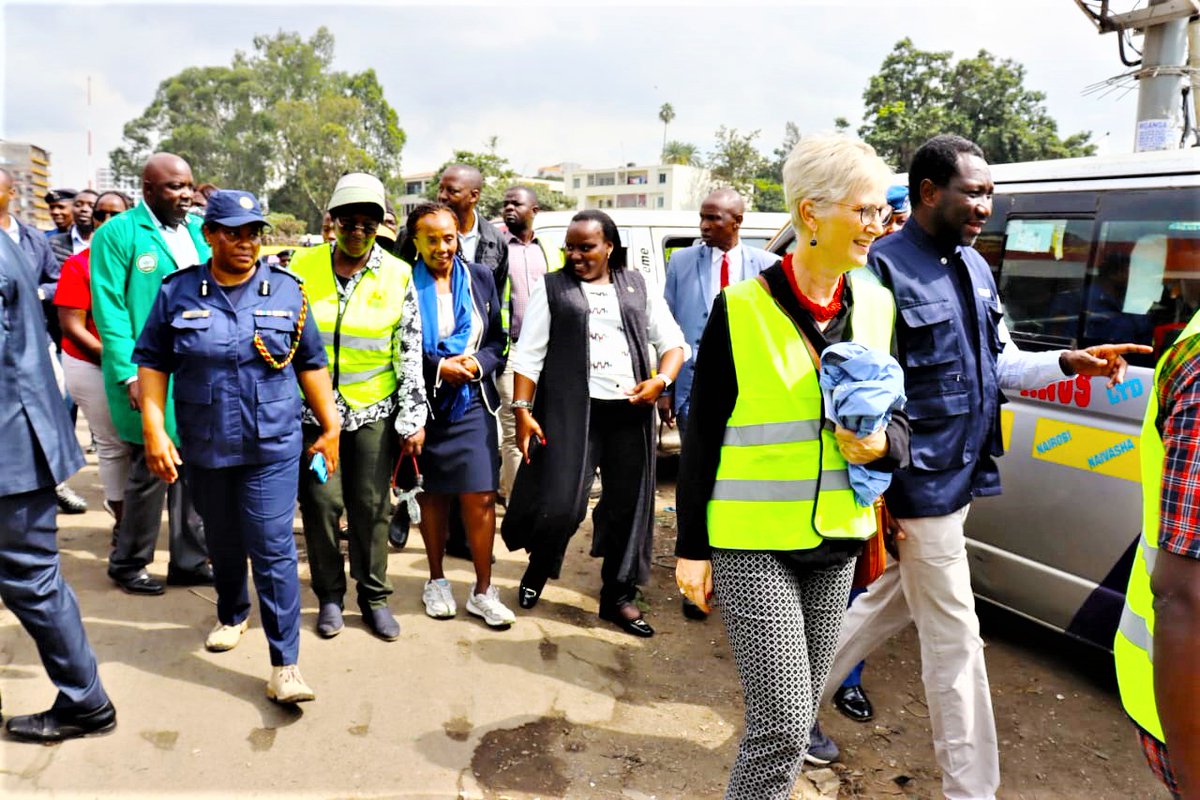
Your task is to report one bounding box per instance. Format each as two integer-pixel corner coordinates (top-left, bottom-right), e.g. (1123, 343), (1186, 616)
(528, 399), (649, 604)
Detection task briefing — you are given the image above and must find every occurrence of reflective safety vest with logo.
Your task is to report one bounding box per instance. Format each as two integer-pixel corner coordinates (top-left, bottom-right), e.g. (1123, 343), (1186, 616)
(707, 270), (896, 550)
(1114, 310), (1200, 743)
(290, 244), (413, 409)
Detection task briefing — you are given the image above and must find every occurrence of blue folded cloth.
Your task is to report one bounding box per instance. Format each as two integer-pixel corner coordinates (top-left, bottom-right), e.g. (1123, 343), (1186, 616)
(818, 342), (906, 506)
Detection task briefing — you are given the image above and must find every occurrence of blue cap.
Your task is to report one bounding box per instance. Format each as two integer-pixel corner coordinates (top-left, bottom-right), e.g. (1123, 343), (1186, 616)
(204, 190), (266, 227)
(886, 185), (911, 214)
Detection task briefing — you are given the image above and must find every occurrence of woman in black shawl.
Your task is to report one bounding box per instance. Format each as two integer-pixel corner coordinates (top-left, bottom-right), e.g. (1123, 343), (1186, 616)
(501, 211), (685, 637)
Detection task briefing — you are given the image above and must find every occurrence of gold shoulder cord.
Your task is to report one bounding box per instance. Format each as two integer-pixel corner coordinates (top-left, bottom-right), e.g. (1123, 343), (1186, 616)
(253, 282), (309, 370)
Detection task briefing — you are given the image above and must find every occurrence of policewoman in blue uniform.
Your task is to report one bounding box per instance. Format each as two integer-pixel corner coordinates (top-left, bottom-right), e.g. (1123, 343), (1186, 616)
(133, 191), (340, 704)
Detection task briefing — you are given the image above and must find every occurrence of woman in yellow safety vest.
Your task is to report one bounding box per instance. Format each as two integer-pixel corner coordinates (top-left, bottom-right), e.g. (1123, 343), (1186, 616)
(291, 173), (427, 643)
(674, 134), (910, 800)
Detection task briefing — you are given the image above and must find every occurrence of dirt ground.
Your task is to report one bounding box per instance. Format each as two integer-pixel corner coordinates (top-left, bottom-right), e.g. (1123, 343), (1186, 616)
(0, 453), (1171, 800)
(468, 474), (1169, 800)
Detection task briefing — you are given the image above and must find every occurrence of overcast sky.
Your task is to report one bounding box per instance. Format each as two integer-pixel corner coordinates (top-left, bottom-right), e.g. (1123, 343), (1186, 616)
(2, 0), (1147, 190)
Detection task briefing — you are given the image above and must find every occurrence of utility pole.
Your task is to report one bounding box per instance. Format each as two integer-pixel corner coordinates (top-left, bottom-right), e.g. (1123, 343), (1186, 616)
(1075, 0), (1200, 150)
(1133, 0), (1190, 150)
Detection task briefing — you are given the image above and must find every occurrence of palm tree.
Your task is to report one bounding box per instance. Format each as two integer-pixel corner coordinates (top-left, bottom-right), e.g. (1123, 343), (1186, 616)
(658, 102), (676, 152)
(661, 140), (699, 166)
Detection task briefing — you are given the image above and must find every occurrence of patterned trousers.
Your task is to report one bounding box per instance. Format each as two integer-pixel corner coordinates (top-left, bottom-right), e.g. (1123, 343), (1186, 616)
(712, 550), (855, 800)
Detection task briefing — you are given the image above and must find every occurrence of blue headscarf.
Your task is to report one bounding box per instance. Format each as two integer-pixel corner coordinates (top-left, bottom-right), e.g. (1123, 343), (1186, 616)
(414, 255), (473, 422)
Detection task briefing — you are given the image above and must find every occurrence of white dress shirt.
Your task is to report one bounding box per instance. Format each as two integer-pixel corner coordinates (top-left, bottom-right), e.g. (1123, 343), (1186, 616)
(511, 277), (688, 400)
(709, 242), (744, 300)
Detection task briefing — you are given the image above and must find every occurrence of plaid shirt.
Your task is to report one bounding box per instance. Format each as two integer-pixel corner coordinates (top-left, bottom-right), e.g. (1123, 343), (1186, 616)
(1156, 331), (1200, 559)
(1136, 331), (1200, 798)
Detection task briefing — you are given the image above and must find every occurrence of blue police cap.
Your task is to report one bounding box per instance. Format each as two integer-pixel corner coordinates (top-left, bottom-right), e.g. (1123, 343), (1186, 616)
(886, 185), (911, 214)
(204, 190), (267, 227)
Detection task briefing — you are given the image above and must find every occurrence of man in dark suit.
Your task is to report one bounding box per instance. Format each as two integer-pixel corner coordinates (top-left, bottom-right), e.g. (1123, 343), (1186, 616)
(662, 188), (779, 433)
(0, 231), (116, 742)
(662, 188), (779, 620)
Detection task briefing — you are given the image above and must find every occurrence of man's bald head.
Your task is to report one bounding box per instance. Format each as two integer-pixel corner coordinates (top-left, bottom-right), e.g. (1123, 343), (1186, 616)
(704, 188), (745, 216)
(437, 164), (484, 227)
(142, 152), (195, 228)
(699, 188), (745, 251)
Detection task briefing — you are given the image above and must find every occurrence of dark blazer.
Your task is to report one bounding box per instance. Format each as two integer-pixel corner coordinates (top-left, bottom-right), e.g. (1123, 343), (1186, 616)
(0, 233), (84, 497)
(48, 230), (75, 268)
(13, 216), (60, 301)
(420, 260), (507, 416)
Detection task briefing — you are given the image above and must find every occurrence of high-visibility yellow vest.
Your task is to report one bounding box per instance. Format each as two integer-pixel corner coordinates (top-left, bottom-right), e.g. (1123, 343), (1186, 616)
(1114, 310), (1200, 743)
(707, 269), (896, 550)
(290, 244), (413, 409)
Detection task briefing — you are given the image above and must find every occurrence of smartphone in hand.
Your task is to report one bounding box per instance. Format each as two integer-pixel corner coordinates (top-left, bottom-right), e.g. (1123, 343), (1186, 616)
(310, 452), (329, 483)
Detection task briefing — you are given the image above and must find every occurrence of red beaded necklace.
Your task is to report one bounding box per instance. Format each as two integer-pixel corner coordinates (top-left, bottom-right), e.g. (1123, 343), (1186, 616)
(782, 253), (844, 323)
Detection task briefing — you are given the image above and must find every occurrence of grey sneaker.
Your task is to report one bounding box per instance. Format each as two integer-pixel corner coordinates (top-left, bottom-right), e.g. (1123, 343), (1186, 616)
(422, 579), (456, 619)
(804, 721), (840, 765)
(466, 583), (516, 629)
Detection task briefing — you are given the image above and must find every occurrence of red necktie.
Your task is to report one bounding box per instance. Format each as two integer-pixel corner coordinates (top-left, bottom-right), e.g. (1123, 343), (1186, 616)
(720, 252), (730, 289)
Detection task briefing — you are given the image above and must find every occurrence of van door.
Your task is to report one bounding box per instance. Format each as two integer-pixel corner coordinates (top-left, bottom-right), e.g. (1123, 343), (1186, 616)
(967, 186), (1199, 647)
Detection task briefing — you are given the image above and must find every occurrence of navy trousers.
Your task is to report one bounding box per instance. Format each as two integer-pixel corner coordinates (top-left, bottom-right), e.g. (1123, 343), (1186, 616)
(0, 487), (109, 712)
(188, 457), (301, 667)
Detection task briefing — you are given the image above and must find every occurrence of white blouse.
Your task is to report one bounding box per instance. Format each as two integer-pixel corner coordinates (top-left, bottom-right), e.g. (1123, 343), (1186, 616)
(510, 277), (687, 400)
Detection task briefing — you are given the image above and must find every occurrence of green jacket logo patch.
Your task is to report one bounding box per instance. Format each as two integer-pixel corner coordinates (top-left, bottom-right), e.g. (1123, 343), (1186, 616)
(136, 252), (158, 273)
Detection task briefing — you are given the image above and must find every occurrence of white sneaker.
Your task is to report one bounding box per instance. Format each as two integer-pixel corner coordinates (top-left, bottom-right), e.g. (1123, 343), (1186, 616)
(267, 664), (315, 704)
(423, 579), (457, 619)
(204, 619), (249, 652)
(467, 583), (516, 629)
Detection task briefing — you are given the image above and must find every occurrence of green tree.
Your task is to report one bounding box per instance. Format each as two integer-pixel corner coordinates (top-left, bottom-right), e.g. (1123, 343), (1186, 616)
(858, 38), (1095, 169)
(425, 138), (575, 219)
(661, 140), (700, 166)
(707, 126), (767, 199)
(658, 102), (676, 151)
(110, 28), (405, 229)
(749, 122), (801, 212)
(264, 211), (306, 244)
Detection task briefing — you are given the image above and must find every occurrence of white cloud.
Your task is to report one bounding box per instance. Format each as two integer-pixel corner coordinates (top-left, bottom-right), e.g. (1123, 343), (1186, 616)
(1, 1), (1152, 194)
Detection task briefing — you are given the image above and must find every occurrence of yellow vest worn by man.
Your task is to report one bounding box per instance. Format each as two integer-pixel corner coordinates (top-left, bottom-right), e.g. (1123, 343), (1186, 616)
(707, 269), (896, 550)
(290, 244), (412, 408)
(1114, 309), (1200, 744)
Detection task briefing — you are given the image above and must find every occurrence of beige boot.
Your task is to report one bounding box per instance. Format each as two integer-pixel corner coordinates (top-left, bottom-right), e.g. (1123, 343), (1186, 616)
(204, 619), (249, 652)
(267, 664), (315, 704)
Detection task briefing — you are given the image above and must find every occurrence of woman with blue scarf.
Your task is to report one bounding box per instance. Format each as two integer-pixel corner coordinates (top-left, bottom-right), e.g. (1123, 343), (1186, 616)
(403, 202), (514, 629)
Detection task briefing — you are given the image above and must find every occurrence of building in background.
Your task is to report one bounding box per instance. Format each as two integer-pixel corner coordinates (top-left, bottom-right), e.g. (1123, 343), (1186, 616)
(0, 141), (53, 230)
(562, 162), (711, 211)
(396, 171), (436, 218)
(95, 166), (141, 197)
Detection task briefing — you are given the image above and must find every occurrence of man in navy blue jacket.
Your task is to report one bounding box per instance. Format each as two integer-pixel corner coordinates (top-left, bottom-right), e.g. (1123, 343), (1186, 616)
(817, 135), (1147, 800)
(0, 232), (116, 742)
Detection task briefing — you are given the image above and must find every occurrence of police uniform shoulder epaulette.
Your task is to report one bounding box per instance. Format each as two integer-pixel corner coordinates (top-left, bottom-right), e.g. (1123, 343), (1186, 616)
(269, 263), (304, 284)
(160, 264), (199, 283)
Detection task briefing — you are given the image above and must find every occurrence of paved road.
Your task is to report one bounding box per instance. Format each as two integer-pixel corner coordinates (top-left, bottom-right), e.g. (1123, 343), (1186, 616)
(0, 454), (1171, 799)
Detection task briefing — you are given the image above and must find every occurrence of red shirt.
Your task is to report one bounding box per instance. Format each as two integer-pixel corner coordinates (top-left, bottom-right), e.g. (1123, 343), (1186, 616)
(53, 248), (100, 364)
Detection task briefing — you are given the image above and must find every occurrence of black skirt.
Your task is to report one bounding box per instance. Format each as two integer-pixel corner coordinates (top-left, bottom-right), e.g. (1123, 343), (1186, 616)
(419, 385), (499, 494)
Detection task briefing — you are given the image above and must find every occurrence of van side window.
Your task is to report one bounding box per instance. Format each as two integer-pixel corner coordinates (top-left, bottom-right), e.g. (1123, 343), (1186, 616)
(997, 217), (1094, 346)
(1084, 216), (1200, 367)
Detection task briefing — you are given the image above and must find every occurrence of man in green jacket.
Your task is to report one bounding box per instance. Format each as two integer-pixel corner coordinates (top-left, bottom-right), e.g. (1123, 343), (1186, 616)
(91, 152), (211, 595)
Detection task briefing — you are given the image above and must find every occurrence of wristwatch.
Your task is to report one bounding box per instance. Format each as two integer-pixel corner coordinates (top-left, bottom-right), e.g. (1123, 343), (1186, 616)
(657, 374), (673, 389)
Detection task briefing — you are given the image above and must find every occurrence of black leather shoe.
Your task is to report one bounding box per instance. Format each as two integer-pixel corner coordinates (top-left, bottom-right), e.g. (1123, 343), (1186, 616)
(833, 684), (874, 723)
(363, 606), (400, 641)
(681, 597), (709, 621)
(316, 602), (343, 638)
(388, 505), (410, 549)
(6, 701), (116, 742)
(517, 582), (542, 610)
(166, 563), (214, 587)
(599, 602), (655, 638)
(112, 572), (165, 596)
